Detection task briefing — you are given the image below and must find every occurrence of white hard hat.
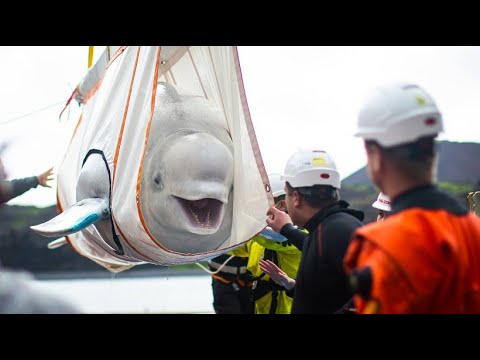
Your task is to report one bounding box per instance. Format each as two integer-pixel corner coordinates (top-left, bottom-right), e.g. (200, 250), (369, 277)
(372, 192), (391, 212)
(281, 149), (341, 189)
(355, 83), (443, 147)
(268, 173), (286, 197)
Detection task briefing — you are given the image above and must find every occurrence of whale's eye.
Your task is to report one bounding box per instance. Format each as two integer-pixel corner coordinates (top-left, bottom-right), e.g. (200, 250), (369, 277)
(153, 171), (163, 190)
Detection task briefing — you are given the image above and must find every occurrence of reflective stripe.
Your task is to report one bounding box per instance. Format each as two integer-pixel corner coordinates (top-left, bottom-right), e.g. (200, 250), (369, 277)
(208, 260), (247, 275)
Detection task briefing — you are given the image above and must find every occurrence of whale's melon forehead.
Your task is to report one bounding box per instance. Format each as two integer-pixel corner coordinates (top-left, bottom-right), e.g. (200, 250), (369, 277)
(150, 83), (232, 147)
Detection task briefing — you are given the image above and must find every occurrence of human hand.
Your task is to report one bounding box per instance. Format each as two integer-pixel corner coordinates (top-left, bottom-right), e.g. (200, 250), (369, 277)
(266, 206), (293, 233)
(259, 259), (295, 290)
(37, 167), (54, 188)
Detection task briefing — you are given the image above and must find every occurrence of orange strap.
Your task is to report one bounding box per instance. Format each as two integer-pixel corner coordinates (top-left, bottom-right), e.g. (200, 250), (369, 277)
(211, 274), (254, 287)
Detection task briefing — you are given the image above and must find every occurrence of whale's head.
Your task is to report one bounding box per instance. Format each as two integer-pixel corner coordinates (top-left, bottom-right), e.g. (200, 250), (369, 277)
(140, 83), (234, 253)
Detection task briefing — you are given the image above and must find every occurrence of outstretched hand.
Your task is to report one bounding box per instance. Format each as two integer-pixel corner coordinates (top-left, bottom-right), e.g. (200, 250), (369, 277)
(259, 259), (295, 290)
(37, 167), (54, 188)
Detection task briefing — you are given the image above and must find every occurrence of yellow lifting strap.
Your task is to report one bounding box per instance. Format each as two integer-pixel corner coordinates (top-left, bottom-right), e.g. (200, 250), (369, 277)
(88, 46), (94, 69)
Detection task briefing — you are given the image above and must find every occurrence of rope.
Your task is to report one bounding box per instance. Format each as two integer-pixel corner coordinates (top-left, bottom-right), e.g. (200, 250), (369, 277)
(195, 254), (236, 275)
(0, 101), (65, 126)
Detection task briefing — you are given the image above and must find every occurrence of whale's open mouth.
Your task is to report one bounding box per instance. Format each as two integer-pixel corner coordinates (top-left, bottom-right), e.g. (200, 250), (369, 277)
(174, 197), (224, 232)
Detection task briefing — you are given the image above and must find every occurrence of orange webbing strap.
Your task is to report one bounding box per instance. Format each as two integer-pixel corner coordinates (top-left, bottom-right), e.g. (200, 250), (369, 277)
(211, 273), (232, 284)
(211, 274), (254, 287)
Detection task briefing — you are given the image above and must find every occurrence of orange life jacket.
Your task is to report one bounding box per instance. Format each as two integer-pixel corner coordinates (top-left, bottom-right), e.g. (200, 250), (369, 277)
(344, 207), (480, 314)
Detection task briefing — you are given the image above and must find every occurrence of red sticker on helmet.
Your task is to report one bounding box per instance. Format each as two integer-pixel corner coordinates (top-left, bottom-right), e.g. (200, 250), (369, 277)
(424, 118), (436, 126)
(320, 173), (330, 179)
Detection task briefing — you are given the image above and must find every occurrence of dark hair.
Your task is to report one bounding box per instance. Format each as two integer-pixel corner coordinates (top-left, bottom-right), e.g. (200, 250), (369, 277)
(365, 136), (437, 182)
(285, 182), (338, 208)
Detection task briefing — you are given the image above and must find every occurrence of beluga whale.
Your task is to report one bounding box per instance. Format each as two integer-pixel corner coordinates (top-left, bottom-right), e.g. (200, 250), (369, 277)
(30, 46), (272, 272)
(137, 82), (234, 252)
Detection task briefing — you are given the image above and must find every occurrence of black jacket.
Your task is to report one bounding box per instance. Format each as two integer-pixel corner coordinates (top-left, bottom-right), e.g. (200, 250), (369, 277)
(0, 176), (39, 203)
(285, 200), (364, 314)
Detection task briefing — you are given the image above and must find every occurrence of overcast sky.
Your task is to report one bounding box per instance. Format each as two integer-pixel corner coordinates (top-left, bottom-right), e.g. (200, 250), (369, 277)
(1, 46), (480, 207)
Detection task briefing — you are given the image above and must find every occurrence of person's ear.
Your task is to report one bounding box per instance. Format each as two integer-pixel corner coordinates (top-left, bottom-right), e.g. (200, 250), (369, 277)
(293, 190), (302, 208)
(365, 143), (384, 181)
(371, 147), (382, 175)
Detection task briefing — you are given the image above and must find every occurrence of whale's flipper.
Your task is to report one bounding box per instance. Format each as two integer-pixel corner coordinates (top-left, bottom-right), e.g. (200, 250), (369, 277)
(31, 198), (110, 237)
(47, 237), (67, 249)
